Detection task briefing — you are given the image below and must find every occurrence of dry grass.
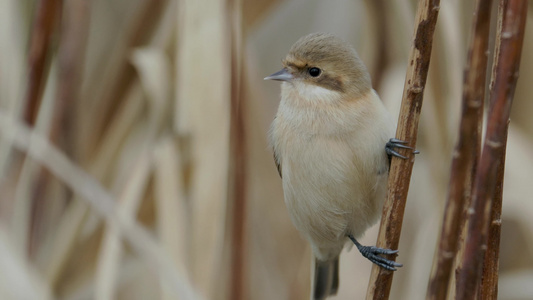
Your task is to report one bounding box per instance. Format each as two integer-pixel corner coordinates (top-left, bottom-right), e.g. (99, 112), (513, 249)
(1, 1), (532, 299)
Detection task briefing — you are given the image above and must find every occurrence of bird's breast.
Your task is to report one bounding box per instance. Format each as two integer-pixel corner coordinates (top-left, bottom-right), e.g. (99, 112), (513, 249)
(269, 89), (393, 252)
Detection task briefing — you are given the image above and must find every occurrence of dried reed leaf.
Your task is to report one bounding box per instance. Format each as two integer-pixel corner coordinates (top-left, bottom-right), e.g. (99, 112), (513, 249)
(175, 0), (231, 297)
(0, 226), (53, 300)
(63, 256), (144, 300)
(154, 137), (189, 299)
(48, 68), (156, 291)
(89, 84), (145, 182)
(39, 199), (89, 283)
(0, 112), (201, 300)
(0, 0), (27, 108)
(0, 0), (28, 173)
(130, 47), (169, 127)
(77, 0), (163, 160)
(38, 83), (145, 285)
(12, 62), (57, 253)
(95, 151), (153, 300)
(92, 43), (172, 300)
(55, 124), (150, 298)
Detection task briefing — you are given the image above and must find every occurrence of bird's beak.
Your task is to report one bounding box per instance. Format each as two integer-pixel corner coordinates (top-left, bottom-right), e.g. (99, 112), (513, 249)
(264, 68), (293, 81)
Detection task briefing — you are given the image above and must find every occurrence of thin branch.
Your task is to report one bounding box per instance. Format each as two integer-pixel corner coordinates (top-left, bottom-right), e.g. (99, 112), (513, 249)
(455, 0), (528, 299)
(365, 0), (440, 299)
(426, 0), (492, 299)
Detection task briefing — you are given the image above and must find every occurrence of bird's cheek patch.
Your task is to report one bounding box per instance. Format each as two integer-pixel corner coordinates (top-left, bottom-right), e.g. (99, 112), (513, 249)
(315, 74), (345, 93)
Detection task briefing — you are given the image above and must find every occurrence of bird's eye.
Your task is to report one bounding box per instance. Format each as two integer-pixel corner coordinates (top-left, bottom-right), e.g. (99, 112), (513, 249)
(308, 67), (321, 77)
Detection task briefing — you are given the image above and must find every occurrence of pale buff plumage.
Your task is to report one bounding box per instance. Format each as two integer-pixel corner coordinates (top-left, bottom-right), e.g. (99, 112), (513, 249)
(267, 33), (397, 299)
(270, 85), (394, 260)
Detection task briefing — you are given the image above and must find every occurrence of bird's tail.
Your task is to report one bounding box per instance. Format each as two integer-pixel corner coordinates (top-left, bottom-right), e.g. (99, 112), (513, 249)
(311, 256), (339, 300)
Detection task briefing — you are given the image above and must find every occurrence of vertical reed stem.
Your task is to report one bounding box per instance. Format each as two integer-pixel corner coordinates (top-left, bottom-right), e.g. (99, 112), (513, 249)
(455, 1), (527, 298)
(228, 1), (247, 299)
(426, 1), (492, 298)
(366, 0), (440, 299)
(24, 0), (61, 126)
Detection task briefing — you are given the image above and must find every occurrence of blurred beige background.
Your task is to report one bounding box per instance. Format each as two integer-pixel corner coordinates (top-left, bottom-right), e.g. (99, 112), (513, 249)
(0, 0), (532, 299)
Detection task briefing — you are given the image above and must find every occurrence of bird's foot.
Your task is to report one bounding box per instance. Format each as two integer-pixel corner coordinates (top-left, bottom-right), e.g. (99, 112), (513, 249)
(357, 245), (403, 271)
(348, 235), (403, 271)
(386, 138), (420, 160)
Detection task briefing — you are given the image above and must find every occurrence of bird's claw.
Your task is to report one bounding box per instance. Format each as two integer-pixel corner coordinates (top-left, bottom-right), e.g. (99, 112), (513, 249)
(348, 235), (403, 271)
(386, 138), (419, 160)
(357, 245), (403, 271)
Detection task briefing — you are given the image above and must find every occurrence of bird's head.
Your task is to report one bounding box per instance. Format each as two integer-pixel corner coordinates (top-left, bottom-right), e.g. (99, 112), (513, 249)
(265, 33), (372, 102)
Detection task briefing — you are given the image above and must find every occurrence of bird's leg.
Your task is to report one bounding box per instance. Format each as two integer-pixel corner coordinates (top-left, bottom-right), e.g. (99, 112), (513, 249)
(386, 138), (420, 160)
(348, 234), (403, 271)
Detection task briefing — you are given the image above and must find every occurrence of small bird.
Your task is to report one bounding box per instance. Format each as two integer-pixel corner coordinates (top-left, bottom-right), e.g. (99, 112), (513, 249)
(265, 33), (414, 299)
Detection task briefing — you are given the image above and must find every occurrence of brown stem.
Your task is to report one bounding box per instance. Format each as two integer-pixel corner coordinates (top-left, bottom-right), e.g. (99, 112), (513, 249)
(478, 123), (507, 300)
(22, 0), (62, 257)
(29, 0), (92, 259)
(478, 4), (508, 298)
(426, 1), (492, 299)
(51, 0), (91, 154)
(365, 1), (440, 299)
(242, 0), (282, 31)
(23, 0), (61, 126)
(228, 1), (247, 300)
(364, 0), (390, 91)
(455, 0), (528, 299)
